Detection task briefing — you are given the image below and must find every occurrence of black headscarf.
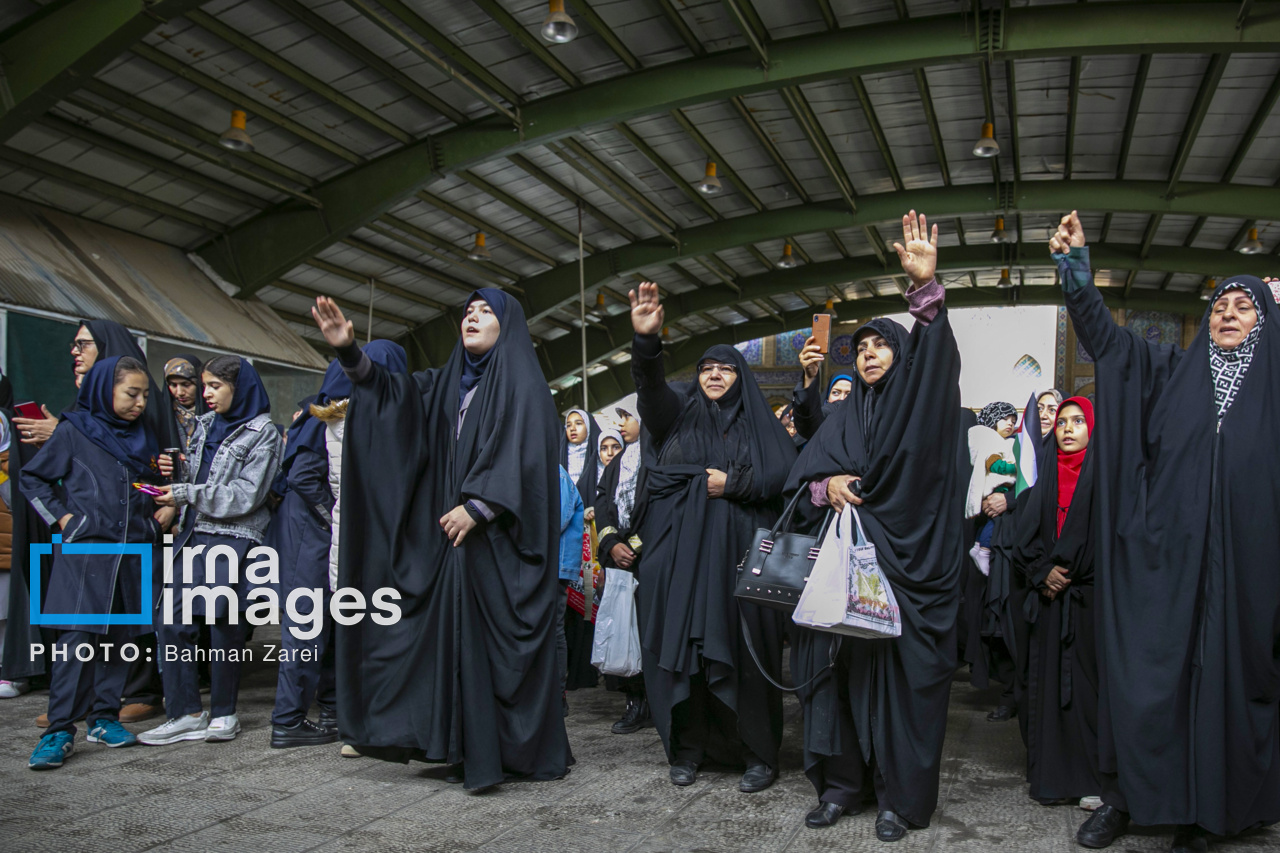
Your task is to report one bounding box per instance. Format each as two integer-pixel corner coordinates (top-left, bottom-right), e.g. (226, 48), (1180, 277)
(69, 319), (181, 450)
(1066, 270), (1280, 835)
(61, 356), (160, 475)
(977, 401), (1017, 431)
(203, 358), (271, 460)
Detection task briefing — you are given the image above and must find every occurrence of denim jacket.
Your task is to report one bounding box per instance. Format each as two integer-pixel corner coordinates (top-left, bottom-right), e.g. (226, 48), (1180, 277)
(172, 413), (282, 543)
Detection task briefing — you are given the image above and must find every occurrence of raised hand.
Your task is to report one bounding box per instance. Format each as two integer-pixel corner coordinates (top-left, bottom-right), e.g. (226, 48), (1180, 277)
(892, 210), (938, 289)
(799, 336), (823, 388)
(1049, 210), (1087, 255)
(629, 281), (664, 337)
(312, 296), (356, 349)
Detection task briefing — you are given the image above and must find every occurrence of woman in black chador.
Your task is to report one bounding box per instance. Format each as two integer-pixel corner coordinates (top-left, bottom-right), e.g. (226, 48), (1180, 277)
(628, 281), (797, 792)
(786, 212), (963, 840)
(311, 292), (571, 792)
(1052, 212), (1280, 853)
(1013, 396), (1101, 806)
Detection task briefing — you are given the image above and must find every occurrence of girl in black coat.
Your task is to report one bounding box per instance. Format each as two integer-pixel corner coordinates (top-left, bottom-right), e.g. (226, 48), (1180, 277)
(21, 357), (171, 769)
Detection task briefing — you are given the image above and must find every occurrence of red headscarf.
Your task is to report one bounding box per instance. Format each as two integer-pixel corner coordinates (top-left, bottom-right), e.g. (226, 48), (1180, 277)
(1055, 396), (1095, 535)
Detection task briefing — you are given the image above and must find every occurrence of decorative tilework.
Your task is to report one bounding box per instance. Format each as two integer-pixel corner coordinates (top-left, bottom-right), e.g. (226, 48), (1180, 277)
(773, 329), (809, 366)
(1055, 307), (1068, 391)
(830, 334), (856, 366)
(1125, 311), (1181, 347)
(735, 337), (764, 365)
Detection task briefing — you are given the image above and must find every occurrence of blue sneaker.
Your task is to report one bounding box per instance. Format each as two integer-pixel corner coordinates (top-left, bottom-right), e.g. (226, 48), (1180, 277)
(86, 718), (138, 748)
(29, 731), (75, 770)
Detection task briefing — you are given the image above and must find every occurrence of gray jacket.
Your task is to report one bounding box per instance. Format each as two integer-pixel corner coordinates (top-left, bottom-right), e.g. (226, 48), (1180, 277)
(172, 413), (282, 543)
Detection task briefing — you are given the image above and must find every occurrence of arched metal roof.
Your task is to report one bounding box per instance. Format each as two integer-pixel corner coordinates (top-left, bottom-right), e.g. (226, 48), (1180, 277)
(1, 0), (1277, 404)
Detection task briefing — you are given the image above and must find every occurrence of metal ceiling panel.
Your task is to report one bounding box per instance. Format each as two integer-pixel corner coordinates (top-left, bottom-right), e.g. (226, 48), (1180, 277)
(1123, 53), (1211, 182)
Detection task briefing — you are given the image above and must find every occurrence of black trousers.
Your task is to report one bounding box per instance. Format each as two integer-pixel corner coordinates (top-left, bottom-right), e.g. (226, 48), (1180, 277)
(669, 670), (760, 768)
(159, 617), (249, 719)
(45, 627), (134, 737)
(816, 747), (891, 813)
(270, 606), (335, 726)
(121, 632), (163, 705)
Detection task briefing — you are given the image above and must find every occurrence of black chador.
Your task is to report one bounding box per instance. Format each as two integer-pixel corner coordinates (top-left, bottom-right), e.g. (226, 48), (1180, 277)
(786, 314), (963, 829)
(333, 289), (571, 791)
(631, 337), (797, 777)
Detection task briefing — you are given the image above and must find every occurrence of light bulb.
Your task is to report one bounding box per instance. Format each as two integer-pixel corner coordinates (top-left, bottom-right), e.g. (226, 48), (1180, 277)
(776, 244), (799, 269)
(695, 161), (723, 196)
(990, 216), (1010, 244)
(996, 268), (1013, 289)
(1239, 228), (1264, 254)
(973, 121), (999, 158)
(219, 110), (254, 152)
(541, 0), (577, 44)
(467, 232), (491, 261)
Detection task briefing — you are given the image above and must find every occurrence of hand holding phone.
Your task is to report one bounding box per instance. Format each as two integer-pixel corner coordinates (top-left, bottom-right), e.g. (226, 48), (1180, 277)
(133, 482), (166, 497)
(14, 401), (43, 420)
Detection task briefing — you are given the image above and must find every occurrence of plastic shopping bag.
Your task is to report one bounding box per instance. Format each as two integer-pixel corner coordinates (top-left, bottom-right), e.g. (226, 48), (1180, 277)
(590, 568), (642, 677)
(793, 505), (902, 639)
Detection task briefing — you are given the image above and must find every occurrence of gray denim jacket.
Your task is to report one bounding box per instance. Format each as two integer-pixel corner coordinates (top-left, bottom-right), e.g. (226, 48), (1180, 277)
(172, 412), (282, 543)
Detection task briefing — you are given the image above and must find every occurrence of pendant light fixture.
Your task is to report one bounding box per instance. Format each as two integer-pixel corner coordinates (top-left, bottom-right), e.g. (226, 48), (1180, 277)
(972, 121), (1000, 158)
(990, 216), (1010, 244)
(996, 268), (1013, 289)
(776, 243), (800, 269)
(1238, 227), (1264, 254)
(588, 291), (608, 320)
(824, 297), (834, 311)
(541, 0), (577, 44)
(1201, 277), (1217, 301)
(695, 161), (723, 196)
(218, 110), (254, 152)
(467, 232), (491, 261)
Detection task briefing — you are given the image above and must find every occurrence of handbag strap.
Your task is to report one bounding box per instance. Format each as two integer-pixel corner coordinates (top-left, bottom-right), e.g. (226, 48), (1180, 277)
(739, 603), (840, 694)
(848, 505), (871, 547)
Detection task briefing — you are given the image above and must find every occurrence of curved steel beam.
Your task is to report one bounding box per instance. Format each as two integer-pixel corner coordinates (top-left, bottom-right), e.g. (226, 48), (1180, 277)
(194, 3), (1280, 296)
(537, 240), (1267, 393)
(401, 179), (1280, 364)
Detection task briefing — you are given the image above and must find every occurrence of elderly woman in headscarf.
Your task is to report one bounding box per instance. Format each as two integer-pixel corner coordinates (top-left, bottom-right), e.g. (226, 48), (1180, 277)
(627, 281), (798, 792)
(310, 291), (570, 792)
(1052, 212), (1280, 853)
(787, 212), (962, 839)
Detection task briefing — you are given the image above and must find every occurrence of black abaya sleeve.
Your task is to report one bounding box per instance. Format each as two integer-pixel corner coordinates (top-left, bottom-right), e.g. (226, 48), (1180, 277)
(594, 455), (626, 566)
(630, 334), (684, 445)
(791, 378), (824, 440)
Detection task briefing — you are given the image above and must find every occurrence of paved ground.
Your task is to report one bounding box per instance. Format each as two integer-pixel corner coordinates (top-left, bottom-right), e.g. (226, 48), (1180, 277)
(1, 627), (1276, 853)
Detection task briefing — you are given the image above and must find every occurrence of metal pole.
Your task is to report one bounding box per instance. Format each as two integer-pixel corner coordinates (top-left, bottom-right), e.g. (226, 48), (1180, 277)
(367, 278), (375, 344)
(579, 203), (589, 409)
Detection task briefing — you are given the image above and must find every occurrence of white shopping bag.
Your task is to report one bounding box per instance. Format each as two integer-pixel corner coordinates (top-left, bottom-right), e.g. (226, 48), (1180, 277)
(793, 505), (902, 639)
(591, 568), (643, 677)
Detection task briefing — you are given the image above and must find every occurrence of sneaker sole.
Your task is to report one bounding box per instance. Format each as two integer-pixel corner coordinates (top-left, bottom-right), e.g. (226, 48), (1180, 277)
(205, 727), (240, 742)
(139, 729), (209, 746)
(29, 746), (73, 770)
(86, 734), (138, 748)
(270, 734), (338, 749)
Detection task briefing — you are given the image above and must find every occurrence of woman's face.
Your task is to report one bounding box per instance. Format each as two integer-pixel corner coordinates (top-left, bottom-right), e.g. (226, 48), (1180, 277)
(462, 300), (501, 356)
(1055, 403), (1090, 453)
(697, 361), (738, 401)
(1209, 290), (1259, 350)
(168, 376), (198, 407)
(828, 379), (853, 403)
(113, 371), (149, 421)
(619, 415), (640, 444)
(996, 415), (1016, 439)
(1037, 393), (1059, 437)
(856, 333), (894, 385)
(600, 437), (622, 465)
(72, 325), (98, 378)
(565, 412), (588, 445)
(202, 371), (235, 415)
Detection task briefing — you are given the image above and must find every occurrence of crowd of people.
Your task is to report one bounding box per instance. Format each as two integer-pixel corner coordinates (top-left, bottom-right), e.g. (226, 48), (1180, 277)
(0, 210), (1274, 853)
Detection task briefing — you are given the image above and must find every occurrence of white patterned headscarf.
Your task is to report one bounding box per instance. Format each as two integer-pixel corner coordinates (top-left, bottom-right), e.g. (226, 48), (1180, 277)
(564, 408), (590, 483)
(1209, 285), (1265, 422)
(611, 399), (643, 529)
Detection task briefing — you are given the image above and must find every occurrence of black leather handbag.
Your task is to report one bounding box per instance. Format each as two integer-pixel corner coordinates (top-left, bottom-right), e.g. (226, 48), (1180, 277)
(735, 486), (835, 613)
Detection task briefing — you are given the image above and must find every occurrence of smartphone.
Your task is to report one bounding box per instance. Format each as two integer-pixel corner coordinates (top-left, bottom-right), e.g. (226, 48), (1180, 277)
(132, 482), (166, 497)
(14, 401), (43, 420)
(812, 314), (832, 354)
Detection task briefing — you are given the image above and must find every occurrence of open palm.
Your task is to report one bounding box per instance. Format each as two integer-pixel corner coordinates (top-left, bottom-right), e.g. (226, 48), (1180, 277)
(893, 210), (938, 288)
(629, 281), (664, 336)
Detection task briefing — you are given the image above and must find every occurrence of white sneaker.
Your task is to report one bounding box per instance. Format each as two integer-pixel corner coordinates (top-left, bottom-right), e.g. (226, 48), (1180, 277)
(0, 679), (31, 698)
(1079, 796), (1103, 811)
(205, 714), (240, 742)
(340, 743), (362, 758)
(138, 712), (210, 745)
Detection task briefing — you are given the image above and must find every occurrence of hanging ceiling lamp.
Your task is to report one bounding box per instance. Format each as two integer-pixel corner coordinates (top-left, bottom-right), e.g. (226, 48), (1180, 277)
(776, 243), (800, 269)
(1238, 227), (1264, 254)
(541, 0), (577, 44)
(218, 110), (254, 152)
(1201, 277), (1217, 300)
(695, 161), (723, 196)
(588, 291), (608, 320)
(973, 121), (999, 158)
(990, 216), (1010, 244)
(824, 297), (834, 311)
(467, 232), (491, 261)
(662, 325), (670, 340)
(996, 268), (1013, 289)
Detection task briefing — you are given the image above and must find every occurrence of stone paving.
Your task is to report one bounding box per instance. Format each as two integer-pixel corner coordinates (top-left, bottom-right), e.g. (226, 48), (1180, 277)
(1, 627), (1276, 853)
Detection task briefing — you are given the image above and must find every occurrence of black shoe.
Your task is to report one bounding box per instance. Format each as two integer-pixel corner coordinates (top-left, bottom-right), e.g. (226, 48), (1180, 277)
(987, 705), (1016, 722)
(805, 802), (845, 829)
(270, 719), (339, 749)
(318, 705), (337, 733)
(669, 760), (697, 787)
(739, 762), (777, 793)
(1171, 825), (1207, 853)
(1076, 804), (1130, 849)
(611, 698), (652, 735)
(876, 810), (908, 842)
(444, 763), (464, 784)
